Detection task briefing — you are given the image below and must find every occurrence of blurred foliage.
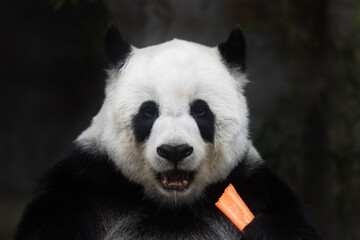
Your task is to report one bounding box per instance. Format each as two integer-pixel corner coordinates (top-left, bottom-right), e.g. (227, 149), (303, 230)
(49, 0), (95, 11)
(253, 0), (360, 238)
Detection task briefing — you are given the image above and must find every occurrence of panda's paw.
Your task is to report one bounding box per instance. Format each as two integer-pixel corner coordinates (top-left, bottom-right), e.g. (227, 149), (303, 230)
(241, 214), (320, 240)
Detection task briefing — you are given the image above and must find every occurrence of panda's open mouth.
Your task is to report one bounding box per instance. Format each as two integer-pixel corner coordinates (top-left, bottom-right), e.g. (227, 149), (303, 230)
(157, 170), (195, 191)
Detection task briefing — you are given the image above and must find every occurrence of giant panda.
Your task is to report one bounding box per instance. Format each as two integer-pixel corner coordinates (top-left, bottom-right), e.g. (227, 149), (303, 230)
(14, 25), (320, 240)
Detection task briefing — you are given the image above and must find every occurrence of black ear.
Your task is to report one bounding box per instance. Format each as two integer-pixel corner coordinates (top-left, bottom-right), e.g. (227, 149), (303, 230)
(218, 25), (246, 72)
(104, 24), (131, 67)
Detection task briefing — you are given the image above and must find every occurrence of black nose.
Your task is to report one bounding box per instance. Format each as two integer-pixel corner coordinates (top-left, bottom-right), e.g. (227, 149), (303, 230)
(157, 144), (193, 165)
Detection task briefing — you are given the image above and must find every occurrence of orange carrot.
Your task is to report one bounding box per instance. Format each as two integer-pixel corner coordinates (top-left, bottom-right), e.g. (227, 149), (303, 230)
(215, 184), (255, 233)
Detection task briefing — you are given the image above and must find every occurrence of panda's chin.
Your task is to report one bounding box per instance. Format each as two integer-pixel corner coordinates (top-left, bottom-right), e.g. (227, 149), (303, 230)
(157, 170), (195, 192)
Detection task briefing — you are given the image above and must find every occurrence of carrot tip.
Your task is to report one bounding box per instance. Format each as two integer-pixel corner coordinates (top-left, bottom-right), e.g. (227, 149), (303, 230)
(215, 184), (254, 233)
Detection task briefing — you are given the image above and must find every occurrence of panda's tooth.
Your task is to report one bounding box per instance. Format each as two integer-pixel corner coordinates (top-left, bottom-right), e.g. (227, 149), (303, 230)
(182, 180), (188, 187)
(162, 179), (169, 186)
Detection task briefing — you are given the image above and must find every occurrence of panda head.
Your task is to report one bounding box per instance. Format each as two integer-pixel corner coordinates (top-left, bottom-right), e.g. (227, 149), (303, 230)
(78, 25), (251, 206)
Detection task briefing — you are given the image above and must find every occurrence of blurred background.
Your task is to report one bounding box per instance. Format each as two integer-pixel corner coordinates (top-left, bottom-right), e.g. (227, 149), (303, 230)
(1, 0), (359, 239)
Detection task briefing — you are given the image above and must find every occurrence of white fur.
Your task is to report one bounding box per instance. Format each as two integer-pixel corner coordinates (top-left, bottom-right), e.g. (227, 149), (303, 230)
(77, 39), (260, 205)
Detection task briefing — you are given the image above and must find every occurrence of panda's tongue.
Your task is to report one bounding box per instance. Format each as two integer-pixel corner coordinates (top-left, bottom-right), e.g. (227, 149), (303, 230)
(160, 170), (190, 190)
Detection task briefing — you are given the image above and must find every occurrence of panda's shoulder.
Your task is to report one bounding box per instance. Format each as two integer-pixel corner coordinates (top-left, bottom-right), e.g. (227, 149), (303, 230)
(34, 143), (142, 204)
(41, 143), (118, 186)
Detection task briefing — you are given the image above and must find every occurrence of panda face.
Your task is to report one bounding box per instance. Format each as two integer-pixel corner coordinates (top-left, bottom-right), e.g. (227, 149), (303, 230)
(78, 26), (250, 205)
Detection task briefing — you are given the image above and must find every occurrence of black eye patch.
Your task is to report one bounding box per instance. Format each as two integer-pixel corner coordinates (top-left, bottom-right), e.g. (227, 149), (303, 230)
(190, 99), (215, 142)
(132, 101), (159, 142)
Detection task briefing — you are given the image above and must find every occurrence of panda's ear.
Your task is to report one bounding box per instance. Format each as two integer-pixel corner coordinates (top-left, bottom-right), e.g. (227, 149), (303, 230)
(218, 25), (246, 72)
(104, 24), (131, 67)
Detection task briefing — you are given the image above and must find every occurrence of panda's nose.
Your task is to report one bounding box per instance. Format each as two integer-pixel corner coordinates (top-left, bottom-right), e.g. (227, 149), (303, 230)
(157, 144), (193, 165)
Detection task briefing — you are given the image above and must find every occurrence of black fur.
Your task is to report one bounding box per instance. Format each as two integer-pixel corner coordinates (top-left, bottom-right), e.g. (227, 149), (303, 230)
(218, 25), (247, 72)
(104, 24), (131, 68)
(132, 101), (159, 142)
(14, 144), (320, 239)
(190, 99), (215, 142)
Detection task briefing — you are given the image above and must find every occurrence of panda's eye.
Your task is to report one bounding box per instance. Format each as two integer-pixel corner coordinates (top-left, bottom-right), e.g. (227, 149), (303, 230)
(190, 99), (215, 142)
(192, 106), (207, 117)
(141, 101), (159, 118)
(190, 100), (209, 117)
(143, 106), (157, 118)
